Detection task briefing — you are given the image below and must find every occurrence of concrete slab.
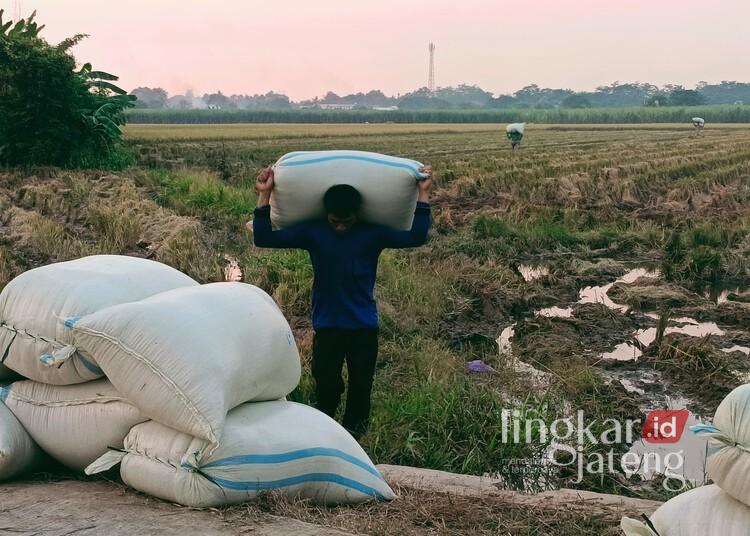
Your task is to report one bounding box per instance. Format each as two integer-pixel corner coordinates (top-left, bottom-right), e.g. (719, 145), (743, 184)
(0, 480), (356, 536)
(378, 464), (662, 518)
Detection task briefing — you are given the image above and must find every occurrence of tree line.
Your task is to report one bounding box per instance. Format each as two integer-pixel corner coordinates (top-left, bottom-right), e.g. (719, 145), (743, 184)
(131, 81), (750, 111)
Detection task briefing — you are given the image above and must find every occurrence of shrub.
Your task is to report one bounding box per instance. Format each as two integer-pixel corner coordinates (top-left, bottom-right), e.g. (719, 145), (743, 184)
(0, 11), (135, 167)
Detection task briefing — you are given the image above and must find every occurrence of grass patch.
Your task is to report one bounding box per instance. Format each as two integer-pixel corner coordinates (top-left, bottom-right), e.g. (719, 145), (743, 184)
(137, 168), (258, 230)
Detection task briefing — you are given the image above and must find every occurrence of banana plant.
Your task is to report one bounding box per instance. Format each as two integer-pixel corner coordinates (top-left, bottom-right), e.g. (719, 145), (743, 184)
(0, 9), (44, 39)
(75, 60), (136, 148)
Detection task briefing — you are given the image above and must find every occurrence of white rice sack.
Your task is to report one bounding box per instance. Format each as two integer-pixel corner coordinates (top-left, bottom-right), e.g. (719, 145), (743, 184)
(692, 384), (750, 506)
(0, 255), (198, 385)
(0, 379), (146, 472)
(621, 485), (750, 536)
(506, 122), (526, 134)
(692, 117), (705, 125)
(86, 401), (395, 507)
(69, 283), (301, 457)
(271, 150), (428, 230)
(0, 397), (43, 481)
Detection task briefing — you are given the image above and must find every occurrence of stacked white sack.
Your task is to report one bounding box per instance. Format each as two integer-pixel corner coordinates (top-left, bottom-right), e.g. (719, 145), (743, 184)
(621, 484), (750, 536)
(271, 150), (428, 230)
(86, 401), (395, 506)
(0, 255), (198, 384)
(0, 398), (43, 480)
(68, 282), (301, 462)
(506, 122), (526, 134)
(1, 379), (146, 471)
(691, 384), (750, 506)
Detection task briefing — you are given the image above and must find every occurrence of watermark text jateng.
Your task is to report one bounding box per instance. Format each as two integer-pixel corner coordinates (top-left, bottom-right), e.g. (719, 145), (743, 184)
(499, 409), (689, 491)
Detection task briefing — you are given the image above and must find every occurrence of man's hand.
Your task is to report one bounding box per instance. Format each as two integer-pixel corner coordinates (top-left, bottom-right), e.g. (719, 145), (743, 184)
(255, 166), (274, 206)
(256, 166), (275, 192)
(417, 164), (432, 202)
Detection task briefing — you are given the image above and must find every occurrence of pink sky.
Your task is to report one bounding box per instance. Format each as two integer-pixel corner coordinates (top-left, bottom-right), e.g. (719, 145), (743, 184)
(15, 0), (750, 100)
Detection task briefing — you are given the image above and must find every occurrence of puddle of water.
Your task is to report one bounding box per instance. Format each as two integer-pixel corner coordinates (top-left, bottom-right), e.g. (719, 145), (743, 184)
(635, 327), (657, 346)
(223, 256), (243, 282)
(670, 321), (724, 338)
(619, 268), (661, 284)
(601, 342), (642, 361)
(598, 328), (655, 361)
(537, 306), (573, 318)
(496, 323), (551, 387)
(722, 345), (750, 355)
(671, 317), (699, 325)
(578, 282), (623, 310)
(518, 265), (550, 282)
(578, 268), (660, 312)
(599, 322), (726, 361)
(705, 286), (742, 304)
(618, 378), (646, 395)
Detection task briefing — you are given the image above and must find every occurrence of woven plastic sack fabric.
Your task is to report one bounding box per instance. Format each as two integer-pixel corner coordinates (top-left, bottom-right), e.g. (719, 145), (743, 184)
(0, 255), (198, 385)
(621, 485), (750, 536)
(692, 384), (750, 507)
(1, 379), (146, 472)
(0, 397), (42, 480)
(87, 401), (395, 507)
(270, 150), (428, 230)
(69, 283), (301, 460)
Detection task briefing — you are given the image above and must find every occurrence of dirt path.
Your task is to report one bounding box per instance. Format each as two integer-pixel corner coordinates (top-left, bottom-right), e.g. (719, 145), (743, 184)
(0, 467), (661, 536)
(0, 480), (355, 536)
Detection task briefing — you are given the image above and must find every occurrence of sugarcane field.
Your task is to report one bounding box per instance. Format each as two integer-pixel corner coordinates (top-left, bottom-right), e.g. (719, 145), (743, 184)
(2, 3), (750, 536)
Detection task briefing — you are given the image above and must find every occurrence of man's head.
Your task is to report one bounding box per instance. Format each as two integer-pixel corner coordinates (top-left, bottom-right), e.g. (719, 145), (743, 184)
(323, 184), (362, 233)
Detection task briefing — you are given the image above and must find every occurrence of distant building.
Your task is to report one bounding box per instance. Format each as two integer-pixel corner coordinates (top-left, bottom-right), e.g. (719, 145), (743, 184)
(318, 103), (357, 110)
(373, 106), (399, 111)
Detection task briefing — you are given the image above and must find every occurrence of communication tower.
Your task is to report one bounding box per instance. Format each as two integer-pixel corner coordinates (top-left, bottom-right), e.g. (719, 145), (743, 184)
(427, 43), (436, 93)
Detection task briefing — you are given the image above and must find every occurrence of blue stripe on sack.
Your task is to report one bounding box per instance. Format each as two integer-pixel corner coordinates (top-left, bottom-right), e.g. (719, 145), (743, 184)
(207, 472), (387, 499)
(690, 424), (721, 435)
(38, 351), (103, 376)
(0, 385), (10, 402)
(200, 447), (383, 480)
(199, 448), (377, 475)
(277, 151), (310, 163)
(280, 154), (421, 175)
(77, 354), (104, 376)
(64, 316), (82, 329)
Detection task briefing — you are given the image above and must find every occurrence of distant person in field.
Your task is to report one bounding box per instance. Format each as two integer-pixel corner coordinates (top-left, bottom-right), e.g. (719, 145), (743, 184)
(506, 123), (526, 149)
(692, 117), (705, 137)
(252, 166), (433, 439)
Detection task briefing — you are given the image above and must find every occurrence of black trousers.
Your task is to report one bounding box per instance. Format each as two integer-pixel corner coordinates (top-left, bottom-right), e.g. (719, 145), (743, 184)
(312, 328), (378, 438)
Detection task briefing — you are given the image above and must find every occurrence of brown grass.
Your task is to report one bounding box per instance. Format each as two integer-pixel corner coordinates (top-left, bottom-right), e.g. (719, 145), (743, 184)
(219, 486), (621, 536)
(0, 171), (223, 282)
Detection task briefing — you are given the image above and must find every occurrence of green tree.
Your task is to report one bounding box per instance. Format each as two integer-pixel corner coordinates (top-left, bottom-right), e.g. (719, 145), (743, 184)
(668, 88), (708, 106)
(561, 93), (592, 108)
(0, 10), (135, 167)
(644, 92), (670, 107)
(131, 87), (168, 108)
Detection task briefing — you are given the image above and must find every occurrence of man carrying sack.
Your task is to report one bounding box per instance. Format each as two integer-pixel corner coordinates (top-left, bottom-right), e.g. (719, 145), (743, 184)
(252, 163), (432, 439)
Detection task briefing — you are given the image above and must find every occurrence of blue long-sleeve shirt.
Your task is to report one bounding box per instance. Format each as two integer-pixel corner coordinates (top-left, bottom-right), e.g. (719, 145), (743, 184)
(253, 202), (431, 329)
